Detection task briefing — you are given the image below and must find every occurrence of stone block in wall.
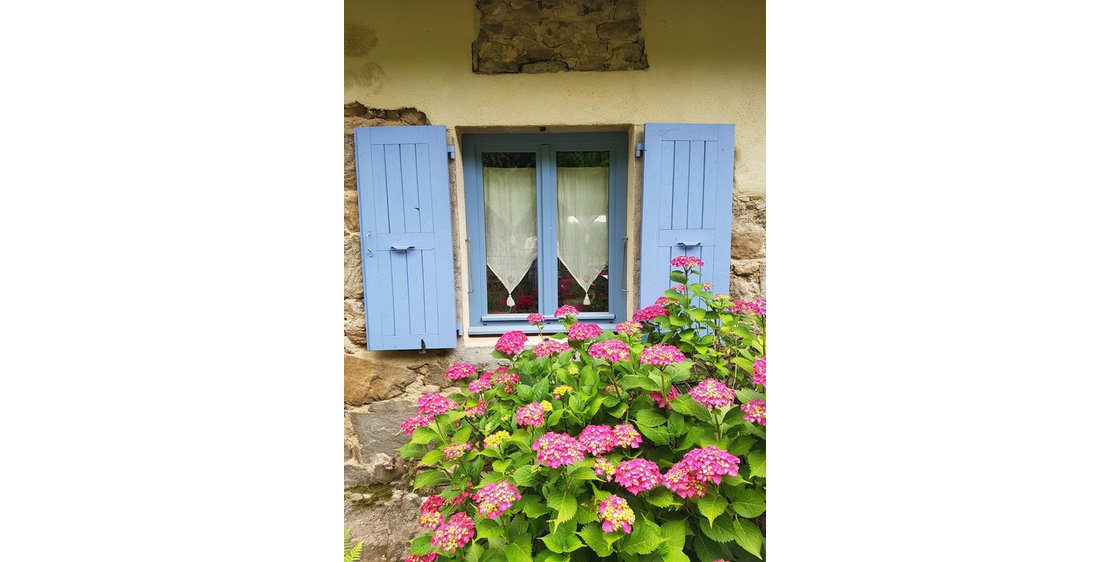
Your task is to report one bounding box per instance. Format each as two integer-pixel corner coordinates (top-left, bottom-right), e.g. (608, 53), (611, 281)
(344, 352), (449, 406)
(345, 491), (423, 562)
(344, 455), (404, 488)
(349, 397), (420, 459)
(730, 258), (765, 301)
(344, 299), (367, 349)
(344, 235), (363, 300)
(473, 0), (648, 74)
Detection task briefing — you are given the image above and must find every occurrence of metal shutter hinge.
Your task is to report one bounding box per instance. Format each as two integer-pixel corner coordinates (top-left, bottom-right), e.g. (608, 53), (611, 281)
(447, 146), (456, 160)
(635, 143), (645, 158)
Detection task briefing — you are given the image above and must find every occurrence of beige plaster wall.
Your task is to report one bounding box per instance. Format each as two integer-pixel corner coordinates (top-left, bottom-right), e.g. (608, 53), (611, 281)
(344, 0), (766, 194)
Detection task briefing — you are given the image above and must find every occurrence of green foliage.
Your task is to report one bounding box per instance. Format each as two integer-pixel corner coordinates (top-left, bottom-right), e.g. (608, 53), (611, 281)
(343, 528), (363, 562)
(398, 260), (767, 560)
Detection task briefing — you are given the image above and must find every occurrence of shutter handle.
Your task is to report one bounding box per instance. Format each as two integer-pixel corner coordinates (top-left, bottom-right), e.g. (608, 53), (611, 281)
(677, 242), (702, 248)
(390, 245), (415, 251)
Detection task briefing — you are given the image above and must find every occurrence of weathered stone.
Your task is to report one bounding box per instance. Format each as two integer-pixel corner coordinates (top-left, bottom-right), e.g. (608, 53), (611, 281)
(345, 490), (423, 562)
(349, 397), (420, 458)
(345, 415), (362, 462)
(344, 461), (374, 488)
(522, 60), (568, 73)
(344, 298), (367, 350)
(345, 454), (404, 488)
(731, 221), (766, 260)
(520, 38), (557, 62)
(344, 191), (360, 234)
(612, 0), (638, 20)
(730, 258), (765, 300)
(596, 19), (639, 41)
(568, 55), (608, 71)
(344, 235), (362, 299)
(344, 353), (420, 405)
(609, 41), (645, 68)
(540, 21), (577, 47)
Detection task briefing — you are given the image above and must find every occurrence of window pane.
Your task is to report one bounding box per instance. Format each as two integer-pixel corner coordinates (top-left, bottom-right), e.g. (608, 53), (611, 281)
(483, 152), (538, 314)
(556, 151), (609, 312)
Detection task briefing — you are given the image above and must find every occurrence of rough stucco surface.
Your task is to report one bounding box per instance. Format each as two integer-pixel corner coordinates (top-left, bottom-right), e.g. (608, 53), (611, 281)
(472, 0), (648, 73)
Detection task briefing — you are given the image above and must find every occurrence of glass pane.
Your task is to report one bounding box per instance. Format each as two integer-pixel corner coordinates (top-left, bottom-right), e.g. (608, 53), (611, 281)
(483, 152), (538, 314)
(556, 151), (610, 312)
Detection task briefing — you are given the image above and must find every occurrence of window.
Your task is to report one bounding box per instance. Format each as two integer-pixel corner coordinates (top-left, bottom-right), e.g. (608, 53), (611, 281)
(462, 132), (628, 334)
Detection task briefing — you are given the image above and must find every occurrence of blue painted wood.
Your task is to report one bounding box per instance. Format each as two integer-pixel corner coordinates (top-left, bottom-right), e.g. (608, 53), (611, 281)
(461, 132), (628, 333)
(640, 124), (735, 308)
(353, 125), (457, 350)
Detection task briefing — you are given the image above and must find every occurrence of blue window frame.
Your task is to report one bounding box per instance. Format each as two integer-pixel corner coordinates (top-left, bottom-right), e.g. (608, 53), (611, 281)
(462, 132), (628, 335)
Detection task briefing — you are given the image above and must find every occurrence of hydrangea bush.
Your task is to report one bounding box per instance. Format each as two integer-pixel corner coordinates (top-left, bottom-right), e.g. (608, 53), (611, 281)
(397, 258), (767, 562)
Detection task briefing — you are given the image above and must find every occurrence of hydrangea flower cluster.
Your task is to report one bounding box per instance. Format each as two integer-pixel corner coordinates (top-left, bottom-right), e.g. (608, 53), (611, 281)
(588, 339), (631, 362)
(404, 553), (439, 562)
(633, 304), (668, 322)
(567, 322), (602, 341)
(532, 432), (584, 468)
(553, 385), (573, 399)
(650, 387), (681, 409)
(420, 495), (444, 515)
(613, 424), (642, 448)
(577, 425), (618, 456)
(467, 372), (494, 394)
(400, 413), (433, 435)
(730, 298), (767, 316)
(443, 442), (472, 461)
(445, 362), (477, 381)
(598, 495), (635, 534)
(430, 512), (475, 554)
(447, 483), (477, 506)
(463, 399), (488, 418)
(689, 377), (735, 409)
(670, 255), (704, 268)
(640, 344), (687, 367)
(533, 339), (571, 358)
(655, 296), (679, 307)
(418, 495), (444, 529)
(526, 312), (546, 325)
(613, 458), (664, 494)
(483, 430), (510, 449)
(540, 400), (553, 412)
(614, 320), (642, 335)
(494, 368), (518, 392)
(474, 480), (522, 519)
(514, 402), (545, 427)
(752, 356), (766, 386)
(662, 462), (709, 499)
(672, 284), (686, 292)
(417, 393), (458, 416)
(682, 446), (742, 484)
(741, 399), (766, 426)
(495, 330), (528, 355)
(593, 457), (616, 481)
(553, 305), (579, 318)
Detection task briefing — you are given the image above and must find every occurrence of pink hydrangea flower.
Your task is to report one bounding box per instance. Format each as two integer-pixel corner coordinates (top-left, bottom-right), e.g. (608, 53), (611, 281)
(752, 357), (766, 386)
(701, 282), (714, 291)
(655, 296), (679, 307)
(613, 424), (642, 448)
(588, 339), (631, 362)
(420, 495), (445, 515)
(672, 284), (686, 292)
(689, 378), (735, 409)
(533, 339), (571, 358)
(405, 553), (439, 562)
(613, 458), (663, 494)
(475, 481), (522, 519)
(401, 413), (433, 435)
(640, 344), (687, 367)
(417, 393), (458, 416)
(598, 496), (635, 534)
(419, 510), (443, 529)
(495, 369), (519, 393)
(593, 457), (616, 481)
(670, 255), (704, 268)
(682, 446), (742, 484)
(663, 461), (708, 498)
(650, 387), (681, 409)
(467, 372), (494, 394)
(430, 512), (475, 554)
(446, 483), (476, 506)
(633, 304), (668, 322)
(729, 298), (767, 316)
(578, 425), (619, 456)
(463, 399), (488, 418)
(741, 399), (766, 426)
(526, 313), (546, 325)
(514, 402), (545, 427)
(446, 362), (477, 381)
(495, 330), (528, 355)
(615, 321), (642, 335)
(532, 432), (584, 468)
(567, 322), (602, 341)
(443, 442), (472, 461)
(553, 305), (579, 318)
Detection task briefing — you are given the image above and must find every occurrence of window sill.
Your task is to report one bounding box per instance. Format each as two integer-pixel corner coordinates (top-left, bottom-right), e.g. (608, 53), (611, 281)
(466, 323), (618, 337)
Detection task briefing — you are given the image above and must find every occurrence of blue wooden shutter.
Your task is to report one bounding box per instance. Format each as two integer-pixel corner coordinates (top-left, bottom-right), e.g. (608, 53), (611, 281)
(353, 125), (457, 350)
(639, 123), (735, 307)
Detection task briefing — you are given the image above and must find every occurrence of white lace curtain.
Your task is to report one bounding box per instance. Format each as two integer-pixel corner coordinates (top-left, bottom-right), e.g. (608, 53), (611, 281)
(483, 167), (537, 307)
(557, 167), (609, 305)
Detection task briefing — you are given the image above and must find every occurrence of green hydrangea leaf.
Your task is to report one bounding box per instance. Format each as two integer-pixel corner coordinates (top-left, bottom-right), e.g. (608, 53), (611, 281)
(734, 518), (764, 559)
